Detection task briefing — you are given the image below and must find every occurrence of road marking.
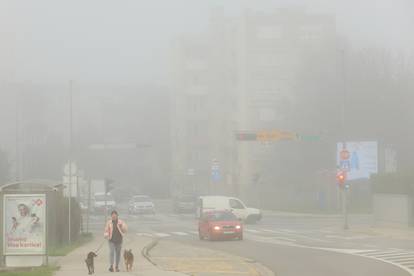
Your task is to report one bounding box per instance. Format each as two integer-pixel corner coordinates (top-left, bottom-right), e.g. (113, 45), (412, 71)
(348, 249), (378, 254)
(386, 255), (414, 261)
(245, 229), (261, 233)
(189, 231), (199, 235)
(361, 250), (404, 257)
(155, 233), (171, 237)
(262, 229), (284, 234)
(396, 259), (414, 264)
(274, 237), (297, 242)
(171, 232), (188, 236)
(279, 228), (298, 233)
(325, 234), (371, 240)
(136, 232), (153, 237)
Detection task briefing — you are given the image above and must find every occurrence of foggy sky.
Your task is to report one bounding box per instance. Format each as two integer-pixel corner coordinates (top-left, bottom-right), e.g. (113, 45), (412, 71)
(1, 0), (413, 85)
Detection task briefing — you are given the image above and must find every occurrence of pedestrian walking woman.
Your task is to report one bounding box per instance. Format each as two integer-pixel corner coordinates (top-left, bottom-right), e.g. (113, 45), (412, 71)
(104, 210), (128, 272)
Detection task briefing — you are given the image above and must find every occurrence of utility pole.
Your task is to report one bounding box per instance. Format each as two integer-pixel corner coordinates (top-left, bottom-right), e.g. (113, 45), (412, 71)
(104, 179), (108, 222)
(15, 92), (20, 181)
(340, 49), (349, 230)
(68, 80), (73, 243)
(87, 179), (91, 234)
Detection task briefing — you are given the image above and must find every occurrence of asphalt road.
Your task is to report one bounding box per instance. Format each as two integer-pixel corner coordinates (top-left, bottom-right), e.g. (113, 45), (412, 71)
(85, 207), (414, 276)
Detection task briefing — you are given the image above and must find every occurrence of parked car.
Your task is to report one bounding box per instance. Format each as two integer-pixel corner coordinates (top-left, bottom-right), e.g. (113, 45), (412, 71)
(93, 192), (116, 214)
(79, 198), (95, 213)
(198, 210), (243, 241)
(196, 196), (262, 224)
(173, 195), (196, 213)
(128, 195), (155, 215)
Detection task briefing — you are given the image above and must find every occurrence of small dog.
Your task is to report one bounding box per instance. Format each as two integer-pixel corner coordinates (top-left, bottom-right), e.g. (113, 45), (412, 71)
(85, 251), (98, 275)
(124, 249), (134, 272)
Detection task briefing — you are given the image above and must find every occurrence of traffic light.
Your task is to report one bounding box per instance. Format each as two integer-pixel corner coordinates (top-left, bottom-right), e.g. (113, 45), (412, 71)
(104, 178), (115, 193)
(336, 170), (347, 189)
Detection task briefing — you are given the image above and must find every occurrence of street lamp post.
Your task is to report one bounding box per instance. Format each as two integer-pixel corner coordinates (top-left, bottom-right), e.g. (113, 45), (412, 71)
(68, 80), (73, 243)
(15, 91), (20, 182)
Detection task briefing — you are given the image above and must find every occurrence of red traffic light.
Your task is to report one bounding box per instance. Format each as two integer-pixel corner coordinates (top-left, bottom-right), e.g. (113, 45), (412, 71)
(336, 171), (347, 189)
(336, 170), (347, 187)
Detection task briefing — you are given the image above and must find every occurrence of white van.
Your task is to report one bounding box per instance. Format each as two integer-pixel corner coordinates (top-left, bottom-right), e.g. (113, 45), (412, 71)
(94, 192), (116, 213)
(196, 196), (262, 224)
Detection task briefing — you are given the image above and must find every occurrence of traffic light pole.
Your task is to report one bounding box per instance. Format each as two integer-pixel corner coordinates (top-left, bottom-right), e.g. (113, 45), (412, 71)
(342, 188), (349, 230)
(337, 170), (349, 230)
(340, 49), (349, 230)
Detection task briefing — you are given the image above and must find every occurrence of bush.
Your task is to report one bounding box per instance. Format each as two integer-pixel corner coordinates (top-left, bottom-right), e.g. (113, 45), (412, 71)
(49, 196), (82, 248)
(48, 233), (93, 256)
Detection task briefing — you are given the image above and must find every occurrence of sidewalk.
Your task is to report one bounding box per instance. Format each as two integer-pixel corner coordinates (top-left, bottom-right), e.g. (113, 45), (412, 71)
(261, 209), (342, 218)
(350, 225), (414, 241)
(148, 239), (274, 276)
(262, 209), (414, 240)
(262, 209), (366, 218)
(54, 235), (185, 276)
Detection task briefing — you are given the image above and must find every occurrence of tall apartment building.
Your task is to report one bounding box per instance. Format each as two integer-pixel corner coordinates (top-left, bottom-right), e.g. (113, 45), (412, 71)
(235, 9), (337, 206)
(171, 8), (337, 206)
(170, 23), (238, 196)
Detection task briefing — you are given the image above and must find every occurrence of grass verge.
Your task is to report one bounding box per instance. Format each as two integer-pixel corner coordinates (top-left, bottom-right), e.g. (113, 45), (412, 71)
(0, 266), (57, 276)
(48, 232), (93, 256)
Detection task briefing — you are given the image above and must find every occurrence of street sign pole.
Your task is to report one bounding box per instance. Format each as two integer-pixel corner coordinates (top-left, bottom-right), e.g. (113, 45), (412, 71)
(211, 159), (220, 195)
(343, 188), (349, 230)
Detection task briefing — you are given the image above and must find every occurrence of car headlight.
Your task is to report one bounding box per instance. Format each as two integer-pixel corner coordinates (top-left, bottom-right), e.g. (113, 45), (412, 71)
(213, 226), (220, 231)
(235, 225), (241, 229)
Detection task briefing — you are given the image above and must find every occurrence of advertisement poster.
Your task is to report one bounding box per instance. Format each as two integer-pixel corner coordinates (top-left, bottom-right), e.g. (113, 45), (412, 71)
(3, 194), (46, 255)
(337, 141), (378, 180)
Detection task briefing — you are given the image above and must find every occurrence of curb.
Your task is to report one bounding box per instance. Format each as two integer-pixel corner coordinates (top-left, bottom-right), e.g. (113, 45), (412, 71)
(141, 238), (160, 266)
(244, 258), (276, 276)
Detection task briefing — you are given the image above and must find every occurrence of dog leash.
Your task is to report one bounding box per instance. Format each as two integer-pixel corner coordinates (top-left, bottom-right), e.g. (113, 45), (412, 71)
(94, 239), (106, 254)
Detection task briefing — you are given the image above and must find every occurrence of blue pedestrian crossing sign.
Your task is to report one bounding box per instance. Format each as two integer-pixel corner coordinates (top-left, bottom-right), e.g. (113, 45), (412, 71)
(211, 159), (220, 182)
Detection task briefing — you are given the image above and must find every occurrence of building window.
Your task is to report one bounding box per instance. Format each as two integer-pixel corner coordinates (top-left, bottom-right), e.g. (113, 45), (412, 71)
(257, 26), (283, 40)
(187, 95), (206, 113)
(299, 25), (322, 41)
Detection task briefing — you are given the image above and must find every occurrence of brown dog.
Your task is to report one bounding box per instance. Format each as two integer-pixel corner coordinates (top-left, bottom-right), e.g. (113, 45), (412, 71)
(85, 251), (98, 275)
(124, 249), (134, 272)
